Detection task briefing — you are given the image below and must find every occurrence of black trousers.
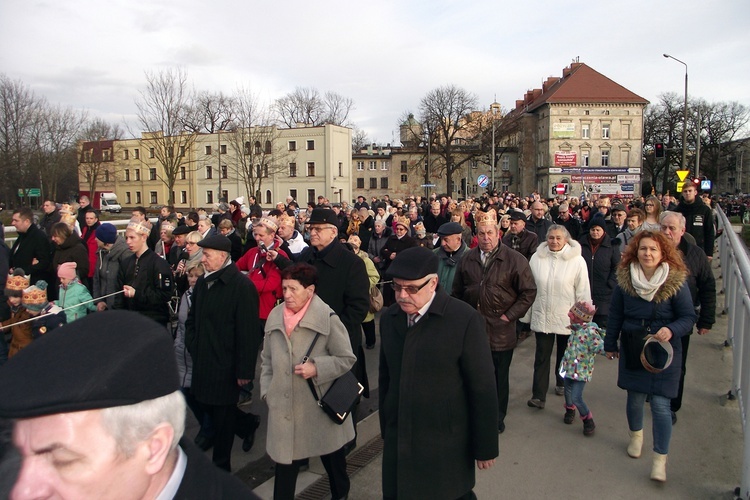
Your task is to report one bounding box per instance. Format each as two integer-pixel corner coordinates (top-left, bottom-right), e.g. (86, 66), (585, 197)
(362, 320), (376, 347)
(671, 334), (691, 413)
(201, 404), (255, 471)
(273, 446), (350, 500)
(492, 350), (514, 424)
(532, 332), (568, 401)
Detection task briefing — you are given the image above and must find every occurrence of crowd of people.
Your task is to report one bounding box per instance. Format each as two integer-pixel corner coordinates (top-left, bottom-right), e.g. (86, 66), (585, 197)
(0, 184), (719, 498)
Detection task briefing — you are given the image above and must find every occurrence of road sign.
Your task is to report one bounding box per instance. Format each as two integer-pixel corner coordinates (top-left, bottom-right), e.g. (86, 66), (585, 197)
(556, 183), (566, 195)
(17, 188), (41, 197)
(676, 181), (685, 193)
(477, 175), (489, 188)
(676, 170), (690, 182)
(420, 184), (436, 188)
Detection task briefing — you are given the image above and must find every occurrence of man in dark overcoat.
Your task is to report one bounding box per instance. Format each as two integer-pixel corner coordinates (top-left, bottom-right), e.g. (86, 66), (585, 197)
(379, 247), (499, 500)
(9, 207), (52, 285)
(186, 235), (262, 471)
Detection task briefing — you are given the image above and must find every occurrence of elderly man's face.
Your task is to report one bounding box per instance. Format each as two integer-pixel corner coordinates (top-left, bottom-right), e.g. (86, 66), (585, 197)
(201, 248), (228, 272)
(508, 219), (525, 235)
(660, 215), (685, 246)
(309, 224), (337, 251)
(612, 211), (627, 225)
(393, 275), (438, 315)
(441, 233), (462, 253)
(477, 225), (500, 253)
(12, 411), (157, 499)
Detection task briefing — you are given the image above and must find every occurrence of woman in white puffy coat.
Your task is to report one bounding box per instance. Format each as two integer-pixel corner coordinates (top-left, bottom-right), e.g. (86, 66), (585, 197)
(525, 225), (591, 409)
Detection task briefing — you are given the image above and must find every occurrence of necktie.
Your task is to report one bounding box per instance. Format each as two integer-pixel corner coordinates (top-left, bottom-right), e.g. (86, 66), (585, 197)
(481, 252), (487, 265)
(408, 313), (419, 327)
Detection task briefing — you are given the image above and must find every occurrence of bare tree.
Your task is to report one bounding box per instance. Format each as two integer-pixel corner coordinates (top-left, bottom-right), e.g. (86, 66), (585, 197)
(223, 87), (295, 199)
(78, 117), (125, 196)
(351, 127), (370, 152)
(182, 90), (235, 133)
(274, 87), (354, 128)
(133, 68), (196, 206)
(691, 99), (749, 181)
(34, 104), (87, 201)
(643, 93), (685, 192)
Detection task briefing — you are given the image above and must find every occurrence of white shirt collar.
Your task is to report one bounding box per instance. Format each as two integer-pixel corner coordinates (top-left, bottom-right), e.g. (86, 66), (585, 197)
(155, 446), (187, 500)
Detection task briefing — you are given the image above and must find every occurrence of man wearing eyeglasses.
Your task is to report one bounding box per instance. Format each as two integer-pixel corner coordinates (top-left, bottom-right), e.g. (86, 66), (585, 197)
(452, 209), (537, 434)
(379, 246), (498, 500)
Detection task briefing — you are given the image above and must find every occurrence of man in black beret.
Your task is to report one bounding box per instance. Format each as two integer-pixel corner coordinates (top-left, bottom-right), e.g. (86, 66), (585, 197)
(187, 235), (262, 471)
(433, 221), (469, 290)
(502, 210), (538, 261)
(0, 311), (258, 499)
(379, 247), (498, 500)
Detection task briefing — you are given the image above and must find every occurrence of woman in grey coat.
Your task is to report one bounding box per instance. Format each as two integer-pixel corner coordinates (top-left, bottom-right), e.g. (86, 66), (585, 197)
(92, 225), (133, 311)
(261, 263), (356, 500)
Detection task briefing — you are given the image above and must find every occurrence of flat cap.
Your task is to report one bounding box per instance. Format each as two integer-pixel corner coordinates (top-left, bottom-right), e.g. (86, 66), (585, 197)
(171, 224), (193, 236)
(611, 203), (628, 214)
(386, 247), (439, 280)
(0, 311), (179, 418)
(197, 234), (232, 252)
(437, 221), (463, 236)
(307, 208), (339, 226)
(509, 210), (526, 222)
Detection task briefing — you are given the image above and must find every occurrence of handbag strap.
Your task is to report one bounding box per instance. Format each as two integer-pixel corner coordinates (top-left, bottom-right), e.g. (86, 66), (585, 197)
(304, 333), (322, 402)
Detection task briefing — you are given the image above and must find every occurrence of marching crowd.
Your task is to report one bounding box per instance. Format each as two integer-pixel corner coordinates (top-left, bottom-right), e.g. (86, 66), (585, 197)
(0, 182), (718, 498)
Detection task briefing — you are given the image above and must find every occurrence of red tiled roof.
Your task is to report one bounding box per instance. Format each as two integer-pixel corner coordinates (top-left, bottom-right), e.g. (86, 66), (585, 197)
(520, 63), (649, 113)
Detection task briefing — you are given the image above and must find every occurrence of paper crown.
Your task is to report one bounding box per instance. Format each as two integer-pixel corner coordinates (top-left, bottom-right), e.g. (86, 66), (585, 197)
(395, 216), (411, 229)
(127, 218), (152, 236)
(569, 301), (597, 323)
(6, 271), (30, 294)
(278, 213), (295, 228)
(475, 210), (498, 227)
(160, 221), (175, 233)
(23, 281), (49, 310)
(257, 217), (278, 232)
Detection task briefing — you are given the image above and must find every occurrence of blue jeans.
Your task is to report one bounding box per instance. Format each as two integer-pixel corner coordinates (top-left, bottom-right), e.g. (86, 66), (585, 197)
(564, 378), (589, 417)
(626, 391), (672, 454)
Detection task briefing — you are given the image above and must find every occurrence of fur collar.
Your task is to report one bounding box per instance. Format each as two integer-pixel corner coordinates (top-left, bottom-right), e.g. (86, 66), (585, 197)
(616, 265), (687, 303)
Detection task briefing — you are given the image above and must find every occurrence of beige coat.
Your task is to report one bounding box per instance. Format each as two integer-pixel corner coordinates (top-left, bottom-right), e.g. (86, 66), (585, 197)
(261, 294), (356, 464)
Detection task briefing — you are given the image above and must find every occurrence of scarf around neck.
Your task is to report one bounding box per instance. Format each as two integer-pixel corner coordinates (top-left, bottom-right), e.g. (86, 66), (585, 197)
(629, 262), (669, 302)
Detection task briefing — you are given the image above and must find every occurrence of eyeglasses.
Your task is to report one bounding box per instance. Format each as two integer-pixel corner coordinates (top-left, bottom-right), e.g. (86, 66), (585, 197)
(645, 203), (655, 207)
(309, 225), (335, 233)
(391, 277), (433, 295)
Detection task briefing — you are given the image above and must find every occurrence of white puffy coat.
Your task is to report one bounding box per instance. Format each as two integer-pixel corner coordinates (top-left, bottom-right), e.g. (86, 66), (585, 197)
(524, 240), (591, 335)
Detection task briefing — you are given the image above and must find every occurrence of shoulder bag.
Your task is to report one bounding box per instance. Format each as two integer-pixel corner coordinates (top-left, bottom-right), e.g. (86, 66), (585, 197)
(369, 283), (383, 313)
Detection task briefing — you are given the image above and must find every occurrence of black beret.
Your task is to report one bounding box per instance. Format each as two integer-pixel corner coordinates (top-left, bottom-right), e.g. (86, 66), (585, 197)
(197, 234), (231, 252)
(0, 311), (179, 418)
(308, 208), (339, 226)
(386, 247), (439, 280)
(437, 222), (463, 236)
(588, 214), (607, 231)
(172, 224), (194, 236)
(509, 210), (526, 222)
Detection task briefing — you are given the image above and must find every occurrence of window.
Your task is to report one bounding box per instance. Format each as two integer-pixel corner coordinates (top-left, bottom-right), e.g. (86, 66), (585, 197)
(584, 110), (590, 116)
(84, 150), (92, 162)
(622, 123), (630, 139)
(401, 161), (408, 173)
(601, 150), (610, 167)
(502, 157), (510, 171)
(205, 166), (213, 179)
(150, 191), (158, 204)
(369, 178), (377, 189)
(288, 141), (296, 151)
(381, 161), (389, 170)
(221, 190), (228, 201)
(206, 191), (214, 204)
(582, 152), (590, 167)
(86, 171), (91, 183)
(180, 146), (185, 157)
(369, 161), (377, 171)
(604, 110), (610, 115)
(254, 141), (261, 154)
(338, 162), (343, 177)
(221, 165), (227, 179)
(306, 140), (315, 150)
(602, 124), (610, 139)
(262, 164), (269, 177)
(307, 189), (316, 204)
(134, 169), (140, 181)
(205, 145), (212, 155)
(104, 170), (110, 182)
(134, 148), (140, 159)
(623, 150), (630, 167)
(582, 124), (590, 139)
(265, 141), (272, 154)
(356, 178), (365, 189)
(290, 189), (297, 201)
(381, 177), (389, 189)
(180, 166), (186, 180)
(289, 163), (297, 177)
(102, 149), (111, 161)
(135, 191), (142, 204)
(307, 162), (315, 177)
(220, 144), (227, 154)
(244, 142), (251, 155)
(167, 146), (174, 158)
(401, 174), (408, 183)
(180, 191), (187, 204)
(149, 148), (155, 158)
(266, 190), (272, 205)
(125, 192), (131, 204)
(149, 168), (157, 181)
(356, 161), (364, 171)
(123, 150), (129, 160)
(124, 169), (130, 181)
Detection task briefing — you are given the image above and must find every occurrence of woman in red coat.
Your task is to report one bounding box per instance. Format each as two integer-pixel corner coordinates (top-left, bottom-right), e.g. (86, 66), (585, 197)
(79, 209), (100, 291)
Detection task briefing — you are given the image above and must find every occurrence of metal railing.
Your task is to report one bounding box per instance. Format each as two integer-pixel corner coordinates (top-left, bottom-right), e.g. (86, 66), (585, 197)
(2, 218), (156, 247)
(716, 204), (750, 499)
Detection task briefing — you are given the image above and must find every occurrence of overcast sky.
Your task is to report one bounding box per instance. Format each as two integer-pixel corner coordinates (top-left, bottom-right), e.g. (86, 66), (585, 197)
(1, 0), (748, 145)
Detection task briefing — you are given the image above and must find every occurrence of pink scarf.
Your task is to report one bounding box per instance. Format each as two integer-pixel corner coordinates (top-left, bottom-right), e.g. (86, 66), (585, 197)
(282, 294), (314, 337)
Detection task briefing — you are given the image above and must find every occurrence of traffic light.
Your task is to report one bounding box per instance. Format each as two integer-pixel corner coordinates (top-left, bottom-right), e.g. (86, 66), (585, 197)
(655, 143), (665, 158)
(692, 178), (701, 188)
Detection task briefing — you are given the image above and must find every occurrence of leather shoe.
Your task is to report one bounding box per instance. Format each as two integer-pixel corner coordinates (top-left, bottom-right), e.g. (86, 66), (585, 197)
(527, 398), (545, 409)
(194, 433), (215, 451)
(498, 422), (505, 434)
(242, 414), (261, 452)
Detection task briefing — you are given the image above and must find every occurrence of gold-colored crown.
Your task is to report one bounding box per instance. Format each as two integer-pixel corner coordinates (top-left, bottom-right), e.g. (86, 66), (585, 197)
(570, 301), (596, 322)
(127, 218), (152, 236)
(475, 210), (498, 227)
(22, 285), (47, 305)
(161, 222), (175, 233)
(395, 216), (410, 228)
(278, 213), (295, 228)
(258, 217), (278, 232)
(6, 273), (30, 292)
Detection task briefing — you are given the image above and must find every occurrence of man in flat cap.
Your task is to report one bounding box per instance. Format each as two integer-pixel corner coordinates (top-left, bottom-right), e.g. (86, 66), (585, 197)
(0, 310), (257, 498)
(186, 235), (262, 471)
(379, 246), (498, 500)
(433, 221), (469, 291)
(115, 218), (174, 328)
(453, 209), (537, 434)
(502, 210), (538, 261)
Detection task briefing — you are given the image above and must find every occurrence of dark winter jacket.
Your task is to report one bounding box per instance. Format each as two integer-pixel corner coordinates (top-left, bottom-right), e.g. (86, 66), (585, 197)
(10, 224), (52, 286)
(526, 216), (552, 242)
(93, 236), (133, 310)
(115, 249), (174, 326)
(675, 198), (715, 257)
(678, 238), (716, 331)
(501, 229), (538, 261)
(578, 234), (621, 317)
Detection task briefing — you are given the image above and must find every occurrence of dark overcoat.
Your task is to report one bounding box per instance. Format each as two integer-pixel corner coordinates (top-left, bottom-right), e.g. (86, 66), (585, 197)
(578, 234), (621, 317)
(10, 224), (52, 285)
(379, 289), (499, 499)
(605, 266), (697, 398)
(186, 263), (261, 405)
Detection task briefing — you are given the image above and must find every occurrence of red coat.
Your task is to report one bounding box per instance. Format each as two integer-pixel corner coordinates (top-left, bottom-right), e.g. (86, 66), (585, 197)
(236, 244), (288, 320)
(80, 224), (100, 278)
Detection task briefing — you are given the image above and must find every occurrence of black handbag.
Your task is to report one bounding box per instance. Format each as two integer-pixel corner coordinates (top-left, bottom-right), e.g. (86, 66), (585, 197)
(304, 333), (364, 425)
(620, 305), (658, 371)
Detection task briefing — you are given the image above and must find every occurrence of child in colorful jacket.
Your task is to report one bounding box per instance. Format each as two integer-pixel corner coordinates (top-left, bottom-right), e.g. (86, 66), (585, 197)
(56, 262), (96, 323)
(560, 300), (605, 436)
(1, 269), (32, 358)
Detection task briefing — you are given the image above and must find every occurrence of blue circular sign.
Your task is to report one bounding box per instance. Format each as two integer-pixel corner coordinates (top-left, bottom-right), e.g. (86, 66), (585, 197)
(477, 175), (489, 188)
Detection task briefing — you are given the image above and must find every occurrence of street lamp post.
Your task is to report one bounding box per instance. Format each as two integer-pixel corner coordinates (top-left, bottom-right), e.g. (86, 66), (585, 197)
(663, 54), (690, 177)
(490, 102), (501, 192)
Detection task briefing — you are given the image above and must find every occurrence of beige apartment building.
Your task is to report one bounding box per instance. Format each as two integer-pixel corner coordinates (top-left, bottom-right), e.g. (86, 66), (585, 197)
(79, 124), (352, 210)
